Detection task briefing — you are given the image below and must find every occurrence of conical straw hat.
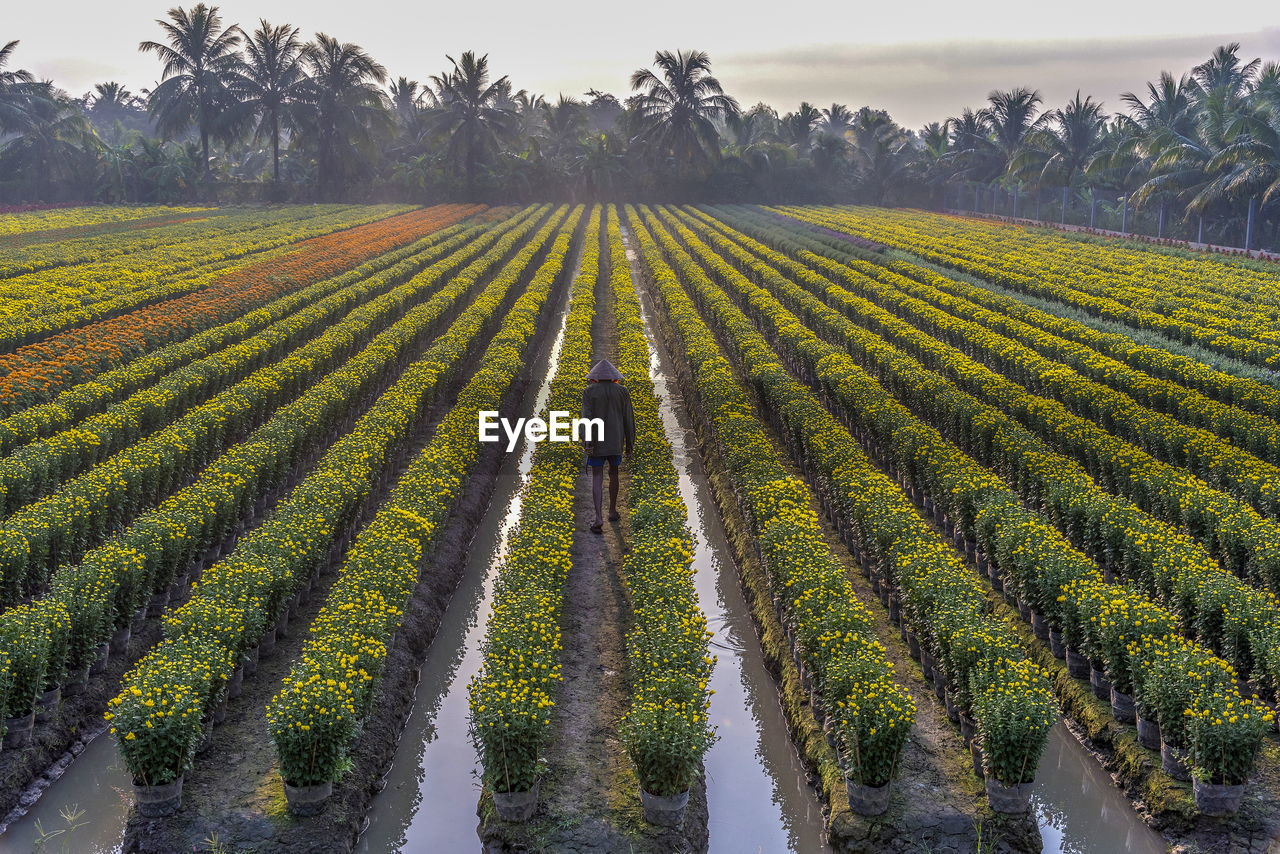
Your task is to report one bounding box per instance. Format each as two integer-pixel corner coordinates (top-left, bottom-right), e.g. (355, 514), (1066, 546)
(586, 359), (623, 381)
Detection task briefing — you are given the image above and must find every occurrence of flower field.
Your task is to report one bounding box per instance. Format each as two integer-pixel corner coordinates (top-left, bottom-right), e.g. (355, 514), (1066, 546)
(1, 202), (1279, 853)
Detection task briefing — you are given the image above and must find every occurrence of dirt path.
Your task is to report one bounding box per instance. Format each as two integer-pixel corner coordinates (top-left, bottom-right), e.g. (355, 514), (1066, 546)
(479, 229), (709, 853)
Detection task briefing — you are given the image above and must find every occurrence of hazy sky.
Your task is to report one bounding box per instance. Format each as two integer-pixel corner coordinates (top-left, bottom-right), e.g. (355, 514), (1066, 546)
(8, 0), (1280, 128)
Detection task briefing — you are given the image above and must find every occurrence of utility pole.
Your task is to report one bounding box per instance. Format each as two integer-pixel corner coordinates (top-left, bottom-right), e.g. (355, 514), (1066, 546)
(1245, 197), (1257, 251)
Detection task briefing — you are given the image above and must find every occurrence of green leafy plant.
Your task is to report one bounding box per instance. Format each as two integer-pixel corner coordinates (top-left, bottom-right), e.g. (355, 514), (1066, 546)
(832, 672), (915, 788)
(110, 637), (213, 786)
(1188, 672), (1273, 785)
(0, 604), (49, 718)
(972, 659), (1056, 785)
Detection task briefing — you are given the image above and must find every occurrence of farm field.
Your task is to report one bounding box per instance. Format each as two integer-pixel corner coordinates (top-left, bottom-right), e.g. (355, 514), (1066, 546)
(0, 203), (1278, 854)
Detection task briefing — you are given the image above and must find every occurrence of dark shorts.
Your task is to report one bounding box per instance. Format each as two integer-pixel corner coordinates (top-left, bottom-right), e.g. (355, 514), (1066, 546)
(586, 454), (622, 468)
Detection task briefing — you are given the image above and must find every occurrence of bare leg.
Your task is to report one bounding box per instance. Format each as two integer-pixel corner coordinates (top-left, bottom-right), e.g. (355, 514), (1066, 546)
(608, 459), (620, 519)
(592, 465), (604, 527)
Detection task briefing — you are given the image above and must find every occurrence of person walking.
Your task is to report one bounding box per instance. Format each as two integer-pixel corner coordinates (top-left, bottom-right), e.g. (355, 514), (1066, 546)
(581, 359), (635, 534)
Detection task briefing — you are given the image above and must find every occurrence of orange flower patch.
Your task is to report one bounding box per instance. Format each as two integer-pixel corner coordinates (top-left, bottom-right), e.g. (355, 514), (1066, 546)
(0, 204), (484, 414)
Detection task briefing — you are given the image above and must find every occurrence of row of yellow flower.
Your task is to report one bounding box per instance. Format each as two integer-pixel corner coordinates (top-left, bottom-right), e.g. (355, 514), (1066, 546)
(466, 207), (598, 796)
(0, 218), (481, 457)
(655, 206), (1270, 788)
(268, 206), (582, 790)
(0, 204), (210, 237)
(685, 206), (1280, 686)
(769, 207), (1280, 423)
(0, 205), (409, 338)
(608, 207), (718, 798)
(0, 209), (538, 607)
(744, 207), (1280, 468)
(112, 205), (571, 787)
(626, 205), (918, 792)
(766, 208), (1280, 524)
(776, 206), (1280, 369)
(0, 220), (498, 518)
(641, 205), (1053, 787)
(0, 209), (540, 741)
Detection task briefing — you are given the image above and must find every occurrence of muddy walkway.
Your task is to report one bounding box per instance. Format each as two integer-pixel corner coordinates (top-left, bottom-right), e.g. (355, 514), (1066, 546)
(476, 235), (711, 853)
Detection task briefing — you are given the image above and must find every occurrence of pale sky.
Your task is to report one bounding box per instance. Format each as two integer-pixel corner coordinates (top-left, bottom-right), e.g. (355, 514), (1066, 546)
(8, 0), (1280, 128)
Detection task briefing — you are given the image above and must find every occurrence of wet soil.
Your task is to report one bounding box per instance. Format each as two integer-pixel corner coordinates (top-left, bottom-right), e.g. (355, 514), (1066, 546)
(477, 236), (710, 854)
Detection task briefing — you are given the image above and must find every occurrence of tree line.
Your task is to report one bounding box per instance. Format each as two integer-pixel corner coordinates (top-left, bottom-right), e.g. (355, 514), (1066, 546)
(0, 5), (1277, 247)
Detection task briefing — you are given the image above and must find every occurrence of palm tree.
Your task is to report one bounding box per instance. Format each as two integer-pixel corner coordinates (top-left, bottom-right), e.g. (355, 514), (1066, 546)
(946, 107), (998, 186)
(847, 108), (912, 204)
(388, 76), (431, 142)
(232, 19), (306, 184)
(1192, 44), (1261, 107)
(509, 90), (547, 150)
(779, 102), (821, 155)
(0, 40), (42, 134)
(1015, 92), (1108, 221)
(426, 51), (516, 199)
(539, 95), (586, 165)
(817, 102), (853, 140)
(584, 89), (623, 134)
(139, 3), (243, 181)
(629, 49), (739, 179)
(89, 82), (139, 113)
(0, 83), (95, 200)
(915, 120), (951, 201)
(98, 137), (140, 201)
(1129, 50), (1262, 230)
(721, 103), (780, 193)
(296, 34), (388, 200)
(981, 87), (1044, 177)
(571, 132), (630, 200)
(1208, 103), (1280, 212)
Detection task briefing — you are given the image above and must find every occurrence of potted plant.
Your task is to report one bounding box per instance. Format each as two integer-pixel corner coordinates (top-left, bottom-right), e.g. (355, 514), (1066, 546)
(1187, 678), (1272, 816)
(973, 659), (1056, 813)
(0, 605), (49, 748)
(620, 685), (715, 828)
(111, 638), (212, 816)
(267, 664), (361, 816)
(471, 668), (556, 823)
(1128, 640), (1163, 750)
(1147, 638), (1198, 782)
(36, 602), (70, 722)
(1093, 595), (1176, 724)
(833, 673), (915, 815)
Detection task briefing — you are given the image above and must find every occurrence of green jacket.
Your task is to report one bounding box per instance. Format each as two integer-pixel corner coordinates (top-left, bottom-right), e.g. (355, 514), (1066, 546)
(581, 381), (635, 457)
